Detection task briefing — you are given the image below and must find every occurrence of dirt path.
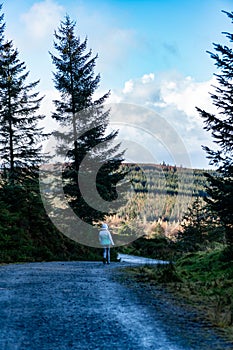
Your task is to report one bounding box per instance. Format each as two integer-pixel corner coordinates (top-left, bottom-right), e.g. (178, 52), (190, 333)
(0, 261), (232, 350)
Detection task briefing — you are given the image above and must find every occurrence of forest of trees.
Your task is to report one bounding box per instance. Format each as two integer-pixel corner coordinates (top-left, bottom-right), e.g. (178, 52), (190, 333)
(106, 164), (211, 242)
(0, 5), (123, 262)
(122, 11), (233, 336)
(0, 3), (232, 263)
(168, 11), (233, 259)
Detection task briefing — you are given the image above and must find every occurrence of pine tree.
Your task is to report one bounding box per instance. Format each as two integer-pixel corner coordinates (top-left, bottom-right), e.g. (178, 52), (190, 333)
(177, 197), (223, 252)
(0, 39), (48, 183)
(196, 10), (233, 253)
(50, 15), (125, 225)
(0, 4), (5, 46)
(0, 5), (62, 262)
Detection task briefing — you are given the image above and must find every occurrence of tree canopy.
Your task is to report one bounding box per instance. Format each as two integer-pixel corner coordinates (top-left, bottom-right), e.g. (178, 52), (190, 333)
(0, 39), (47, 182)
(197, 10), (233, 253)
(50, 15), (125, 225)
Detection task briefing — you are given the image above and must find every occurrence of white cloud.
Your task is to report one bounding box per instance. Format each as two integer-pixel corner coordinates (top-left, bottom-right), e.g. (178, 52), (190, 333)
(38, 89), (59, 131)
(5, 1), (136, 92)
(123, 80), (134, 94)
(160, 75), (216, 117)
(142, 73), (154, 84)
(106, 72), (218, 168)
(38, 71), (216, 169)
(21, 0), (64, 40)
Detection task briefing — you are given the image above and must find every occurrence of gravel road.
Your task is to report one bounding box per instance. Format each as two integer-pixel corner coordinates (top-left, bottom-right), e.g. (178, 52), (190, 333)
(0, 261), (232, 350)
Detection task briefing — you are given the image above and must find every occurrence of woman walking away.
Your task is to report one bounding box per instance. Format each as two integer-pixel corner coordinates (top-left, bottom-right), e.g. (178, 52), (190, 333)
(99, 223), (114, 264)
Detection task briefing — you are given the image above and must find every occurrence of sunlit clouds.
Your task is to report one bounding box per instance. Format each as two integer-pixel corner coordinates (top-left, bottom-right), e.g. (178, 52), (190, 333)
(21, 0), (64, 40)
(106, 72), (217, 168)
(2, 0), (229, 168)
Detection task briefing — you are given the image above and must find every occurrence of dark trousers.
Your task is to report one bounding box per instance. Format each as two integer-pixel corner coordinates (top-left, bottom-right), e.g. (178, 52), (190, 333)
(103, 247), (110, 263)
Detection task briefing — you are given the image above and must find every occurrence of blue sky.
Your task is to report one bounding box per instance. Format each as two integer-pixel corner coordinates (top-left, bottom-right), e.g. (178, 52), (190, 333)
(2, 0), (233, 168)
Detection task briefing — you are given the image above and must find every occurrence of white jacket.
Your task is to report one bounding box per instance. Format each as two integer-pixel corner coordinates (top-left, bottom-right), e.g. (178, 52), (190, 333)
(99, 228), (114, 246)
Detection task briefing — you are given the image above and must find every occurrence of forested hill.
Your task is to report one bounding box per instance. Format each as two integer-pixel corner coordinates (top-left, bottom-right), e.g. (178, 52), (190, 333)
(113, 163), (213, 226)
(126, 163), (211, 197)
(0, 163), (211, 263)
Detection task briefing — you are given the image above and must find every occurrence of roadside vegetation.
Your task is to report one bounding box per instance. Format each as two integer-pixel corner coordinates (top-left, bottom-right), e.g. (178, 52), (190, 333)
(123, 246), (233, 343)
(0, 5), (122, 263)
(119, 9), (233, 344)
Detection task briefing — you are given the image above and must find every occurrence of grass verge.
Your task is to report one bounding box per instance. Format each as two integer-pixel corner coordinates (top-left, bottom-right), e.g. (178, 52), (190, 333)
(123, 247), (233, 344)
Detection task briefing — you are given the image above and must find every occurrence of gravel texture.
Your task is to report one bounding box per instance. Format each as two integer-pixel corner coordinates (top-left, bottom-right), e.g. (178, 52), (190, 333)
(0, 261), (232, 350)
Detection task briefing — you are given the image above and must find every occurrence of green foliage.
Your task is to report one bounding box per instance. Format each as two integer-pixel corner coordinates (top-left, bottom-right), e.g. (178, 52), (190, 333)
(115, 164), (211, 224)
(125, 247), (233, 336)
(176, 248), (231, 280)
(50, 15), (125, 224)
(197, 10), (233, 253)
(120, 235), (175, 261)
(153, 263), (182, 283)
(0, 177), (105, 263)
(0, 8), (123, 262)
(149, 223), (165, 237)
(127, 262), (181, 283)
(176, 197), (225, 252)
(174, 249), (233, 330)
(0, 41), (47, 183)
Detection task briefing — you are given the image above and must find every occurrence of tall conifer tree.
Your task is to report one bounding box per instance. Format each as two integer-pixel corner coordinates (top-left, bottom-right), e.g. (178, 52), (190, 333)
(0, 37), (47, 183)
(50, 15), (125, 224)
(197, 11), (233, 253)
(0, 4), (69, 262)
(0, 3), (5, 46)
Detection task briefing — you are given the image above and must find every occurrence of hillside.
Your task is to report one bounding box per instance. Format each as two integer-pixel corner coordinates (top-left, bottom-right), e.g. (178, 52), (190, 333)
(108, 163), (213, 241)
(0, 163), (213, 262)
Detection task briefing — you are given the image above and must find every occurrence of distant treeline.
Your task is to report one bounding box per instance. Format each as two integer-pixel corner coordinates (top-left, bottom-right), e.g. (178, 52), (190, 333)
(0, 162), (215, 263)
(114, 163), (214, 224)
